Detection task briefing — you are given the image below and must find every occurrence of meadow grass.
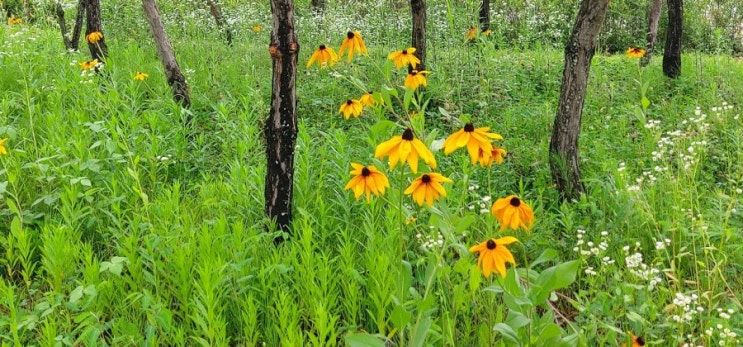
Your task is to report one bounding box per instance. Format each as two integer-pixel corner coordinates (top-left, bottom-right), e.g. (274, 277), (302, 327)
(1, 2), (743, 346)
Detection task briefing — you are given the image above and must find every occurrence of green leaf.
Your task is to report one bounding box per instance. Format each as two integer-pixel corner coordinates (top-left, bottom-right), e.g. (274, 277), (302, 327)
(536, 323), (562, 344)
(469, 264), (482, 293)
(530, 248), (559, 268)
(493, 323), (522, 347)
(641, 97), (650, 111)
(633, 107), (646, 125)
(391, 304), (412, 331)
(410, 316), (432, 347)
(505, 311), (530, 330)
(344, 333), (386, 347)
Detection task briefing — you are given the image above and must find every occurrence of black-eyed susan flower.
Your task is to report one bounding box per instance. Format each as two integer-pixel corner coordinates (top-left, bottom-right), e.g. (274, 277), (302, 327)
(79, 59), (99, 70)
(0, 138), (8, 155)
(482, 29), (491, 36)
(344, 163), (390, 202)
(306, 45), (338, 68)
(622, 333), (645, 347)
(404, 70), (430, 90)
(469, 237), (519, 278)
(466, 26), (478, 40)
(443, 123), (503, 164)
(339, 99), (362, 119)
(404, 172), (452, 207)
(478, 145), (507, 167)
(133, 72), (149, 81)
(374, 128), (436, 173)
(491, 195), (535, 231)
(8, 16), (22, 25)
(339, 31), (368, 61)
(359, 92), (376, 107)
(626, 47), (645, 58)
(86, 31), (103, 44)
(252, 25), (262, 32)
(388, 47), (420, 69)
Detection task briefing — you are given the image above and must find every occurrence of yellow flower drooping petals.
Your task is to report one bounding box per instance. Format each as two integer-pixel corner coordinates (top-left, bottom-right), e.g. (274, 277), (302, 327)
(339, 31), (368, 61)
(133, 72), (149, 81)
(443, 123), (503, 164)
(252, 25), (262, 32)
(86, 31), (103, 44)
(359, 92), (376, 107)
(339, 99), (363, 119)
(404, 172), (452, 207)
(388, 47), (420, 69)
(491, 195), (535, 231)
(404, 70), (430, 90)
(0, 138), (8, 155)
(344, 163), (390, 202)
(469, 237), (519, 278)
(8, 16), (23, 25)
(466, 26), (478, 40)
(307, 45), (338, 68)
(478, 145), (507, 167)
(374, 128), (436, 173)
(626, 47), (646, 58)
(622, 332), (646, 347)
(79, 59), (99, 70)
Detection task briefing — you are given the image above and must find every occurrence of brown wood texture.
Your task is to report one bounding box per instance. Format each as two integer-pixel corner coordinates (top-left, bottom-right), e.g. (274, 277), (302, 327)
(640, 0), (663, 67)
(410, 0), (426, 72)
(85, 0), (107, 61)
(663, 0), (683, 78)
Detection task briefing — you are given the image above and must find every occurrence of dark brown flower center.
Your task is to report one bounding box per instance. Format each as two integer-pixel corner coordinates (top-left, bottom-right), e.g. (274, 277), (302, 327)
(421, 174), (431, 183)
(346, 100), (353, 105)
(402, 49), (408, 55)
(510, 197), (521, 207)
(367, 91), (373, 95)
(636, 337), (645, 346)
(319, 44), (326, 50)
(486, 240), (496, 249)
(402, 128), (414, 141)
(410, 70), (418, 76)
(464, 123), (475, 132)
(361, 167), (371, 176)
(347, 31), (355, 39)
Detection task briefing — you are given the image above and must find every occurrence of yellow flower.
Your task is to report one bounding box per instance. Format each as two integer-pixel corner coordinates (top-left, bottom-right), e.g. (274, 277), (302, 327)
(404, 70), (430, 90)
(443, 123), (503, 164)
(626, 47), (646, 58)
(0, 138), (8, 155)
(339, 31), (368, 61)
(622, 333), (645, 347)
(374, 128), (436, 173)
(469, 237), (519, 278)
(344, 163), (390, 202)
(307, 45), (338, 68)
(482, 29), (491, 36)
(491, 195), (535, 231)
(466, 26), (478, 40)
(79, 59), (99, 70)
(359, 92), (376, 107)
(388, 47), (420, 69)
(86, 31), (103, 44)
(8, 16), (22, 25)
(133, 72), (149, 81)
(339, 99), (363, 119)
(404, 172), (452, 207)
(478, 145), (507, 167)
(252, 25), (262, 32)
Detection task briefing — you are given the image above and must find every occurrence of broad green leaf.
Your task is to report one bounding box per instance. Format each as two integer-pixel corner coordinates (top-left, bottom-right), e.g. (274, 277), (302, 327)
(530, 248), (559, 268)
(391, 304), (412, 331)
(411, 316), (432, 347)
(493, 323), (522, 347)
(345, 333), (386, 347)
(641, 96), (650, 111)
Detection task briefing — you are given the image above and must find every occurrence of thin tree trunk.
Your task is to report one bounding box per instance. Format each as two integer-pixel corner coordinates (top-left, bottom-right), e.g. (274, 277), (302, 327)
(266, 0), (299, 237)
(640, 0), (662, 67)
(142, 0), (191, 108)
(479, 0), (490, 32)
(310, 0), (326, 13)
(205, 0), (232, 46)
(55, 1), (72, 49)
(71, 0), (85, 51)
(410, 0), (426, 72)
(549, 0), (610, 201)
(85, 0), (107, 61)
(663, 0), (683, 78)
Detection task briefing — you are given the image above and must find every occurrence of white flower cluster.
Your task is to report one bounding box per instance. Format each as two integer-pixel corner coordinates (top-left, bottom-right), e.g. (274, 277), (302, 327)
(574, 229), (614, 276)
(416, 229), (444, 251)
(622, 242), (664, 290)
(705, 319), (739, 346)
(670, 292), (704, 323)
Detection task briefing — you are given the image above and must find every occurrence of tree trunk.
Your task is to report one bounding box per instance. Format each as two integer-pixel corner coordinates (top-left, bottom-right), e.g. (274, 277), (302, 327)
(310, 0), (326, 13)
(640, 0), (662, 67)
(266, 0), (299, 237)
(205, 0), (232, 46)
(663, 0), (683, 78)
(55, 1), (72, 49)
(142, 0), (191, 108)
(549, 0), (610, 201)
(479, 0), (490, 32)
(409, 0), (426, 72)
(71, 0), (85, 51)
(85, 0), (107, 61)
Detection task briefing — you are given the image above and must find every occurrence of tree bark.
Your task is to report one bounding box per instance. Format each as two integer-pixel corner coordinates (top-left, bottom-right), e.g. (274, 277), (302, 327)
(549, 0), (610, 201)
(663, 0), (683, 78)
(479, 0), (490, 32)
(640, 0), (662, 67)
(310, 0), (326, 13)
(55, 1), (72, 49)
(205, 0), (233, 46)
(409, 0), (426, 72)
(85, 0), (107, 61)
(142, 0), (191, 108)
(266, 0), (299, 236)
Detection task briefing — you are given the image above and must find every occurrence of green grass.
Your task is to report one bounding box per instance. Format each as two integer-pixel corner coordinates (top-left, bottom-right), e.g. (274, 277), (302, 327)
(2, 4), (743, 346)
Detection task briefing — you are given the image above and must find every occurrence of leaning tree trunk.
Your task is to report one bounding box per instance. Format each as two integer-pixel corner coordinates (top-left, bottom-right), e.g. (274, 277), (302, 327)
(409, 0), (426, 72)
(70, 0), (85, 51)
(55, 1), (72, 49)
(142, 0), (191, 108)
(265, 0), (299, 237)
(85, 0), (107, 61)
(479, 0), (490, 32)
(205, 0), (232, 46)
(640, 0), (663, 67)
(549, 0), (610, 201)
(663, 0), (683, 78)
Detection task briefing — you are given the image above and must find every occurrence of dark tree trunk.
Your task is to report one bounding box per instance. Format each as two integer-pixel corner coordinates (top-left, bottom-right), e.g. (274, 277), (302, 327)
(310, 0), (326, 13)
(55, 2), (72, 49)
(640, 0), (663, 67)
(71, 0), (85, 51)
(409, 0), (426, 72)
(549, 0), (610, 201)
(266, 0), (299, 236)
(85, 0), (107, 61)
(663, 0), (683, 78)
(142, 0), (191, 108)
(479, 0), (490, 32)
(205, 0), (233, 46)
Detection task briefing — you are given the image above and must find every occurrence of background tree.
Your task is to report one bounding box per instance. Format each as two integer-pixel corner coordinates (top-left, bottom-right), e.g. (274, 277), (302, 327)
(410, 0), (426, 71)
(663, 0), (683, 77)
(310, 0), (326, 13)
(640, 0), (663, 67)
(85, 0), (107, 61)
(54, 0), (85, 51)
(205, 0), (232, 46)
(479, 0), (489, 32)
(265, 0), (299, 237)
(549, 0), (610, 200)
(142, 0), (191, 108)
